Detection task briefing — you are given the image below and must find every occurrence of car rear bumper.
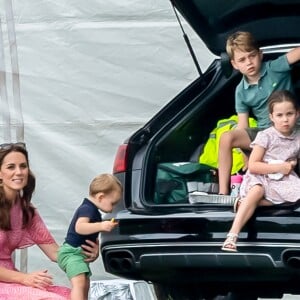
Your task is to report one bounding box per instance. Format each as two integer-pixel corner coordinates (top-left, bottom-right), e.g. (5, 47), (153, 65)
(102, 241), (300, 292)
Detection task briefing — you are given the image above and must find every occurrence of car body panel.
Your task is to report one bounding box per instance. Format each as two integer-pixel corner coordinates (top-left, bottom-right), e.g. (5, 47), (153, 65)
(101, 209), (300, 297)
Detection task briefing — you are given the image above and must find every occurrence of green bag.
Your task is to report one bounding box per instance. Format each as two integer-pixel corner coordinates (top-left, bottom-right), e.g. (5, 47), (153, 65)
(154, 162), (218, 204)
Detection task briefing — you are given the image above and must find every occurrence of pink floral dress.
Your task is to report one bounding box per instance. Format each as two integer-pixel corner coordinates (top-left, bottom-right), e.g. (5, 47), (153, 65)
(0, 200), (71, 300)
(240, 126), (300, 204)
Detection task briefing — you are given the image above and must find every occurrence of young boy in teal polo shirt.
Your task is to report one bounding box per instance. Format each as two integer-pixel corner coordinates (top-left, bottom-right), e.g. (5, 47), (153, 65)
(218, 31), (300, 195)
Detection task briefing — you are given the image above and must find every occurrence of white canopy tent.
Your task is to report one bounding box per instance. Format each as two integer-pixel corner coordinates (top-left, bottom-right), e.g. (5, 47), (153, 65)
(0, 0), (215, 287)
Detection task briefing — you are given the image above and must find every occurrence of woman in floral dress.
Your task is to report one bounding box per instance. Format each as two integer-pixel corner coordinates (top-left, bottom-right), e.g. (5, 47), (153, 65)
(0, 143), (99, 299)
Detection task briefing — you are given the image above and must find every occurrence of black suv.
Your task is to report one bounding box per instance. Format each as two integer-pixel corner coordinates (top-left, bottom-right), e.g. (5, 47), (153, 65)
(101, 1), (300, 299)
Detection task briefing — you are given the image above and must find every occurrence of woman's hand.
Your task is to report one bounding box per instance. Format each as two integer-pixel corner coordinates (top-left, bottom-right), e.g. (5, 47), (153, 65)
(21, 270), (53, 290)
(81, 238), (99, 262)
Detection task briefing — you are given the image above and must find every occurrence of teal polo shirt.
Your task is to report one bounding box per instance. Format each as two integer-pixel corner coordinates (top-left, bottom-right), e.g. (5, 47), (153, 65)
(235, 55), (292, 129)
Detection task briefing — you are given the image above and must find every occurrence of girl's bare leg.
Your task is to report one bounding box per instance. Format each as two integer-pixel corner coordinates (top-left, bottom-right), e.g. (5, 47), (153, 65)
(223, 185), (265, 251)
(258, 199), (273, 207)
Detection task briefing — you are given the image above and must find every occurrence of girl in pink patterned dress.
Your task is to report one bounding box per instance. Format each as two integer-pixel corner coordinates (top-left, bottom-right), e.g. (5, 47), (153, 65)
(222, 90), (300, 252)
(0, 143), (99, 299)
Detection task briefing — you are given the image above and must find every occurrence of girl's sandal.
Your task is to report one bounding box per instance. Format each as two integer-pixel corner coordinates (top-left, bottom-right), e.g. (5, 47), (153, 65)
(221, 233), (238, 252)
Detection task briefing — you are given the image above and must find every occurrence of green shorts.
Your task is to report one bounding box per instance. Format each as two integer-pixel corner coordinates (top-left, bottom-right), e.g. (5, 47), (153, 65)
(57, 243), (92, 279)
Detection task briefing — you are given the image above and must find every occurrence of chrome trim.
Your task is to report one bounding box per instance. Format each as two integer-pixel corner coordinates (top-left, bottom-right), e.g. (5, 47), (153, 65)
(102, 241), (300, 251)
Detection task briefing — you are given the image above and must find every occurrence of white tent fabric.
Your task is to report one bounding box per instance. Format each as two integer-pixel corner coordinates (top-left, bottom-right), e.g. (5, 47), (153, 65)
(0, 0), (215, 287)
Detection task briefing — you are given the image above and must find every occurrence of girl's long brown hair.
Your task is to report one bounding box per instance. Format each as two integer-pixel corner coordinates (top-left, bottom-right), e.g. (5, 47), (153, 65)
(0, 145), (36, 230)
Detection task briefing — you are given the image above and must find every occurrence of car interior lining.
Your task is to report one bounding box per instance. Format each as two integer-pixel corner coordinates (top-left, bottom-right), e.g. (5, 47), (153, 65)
(149, 53), (300, 209)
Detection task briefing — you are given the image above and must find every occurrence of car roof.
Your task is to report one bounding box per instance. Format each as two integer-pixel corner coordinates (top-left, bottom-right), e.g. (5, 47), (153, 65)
(171, 0), (300, 56)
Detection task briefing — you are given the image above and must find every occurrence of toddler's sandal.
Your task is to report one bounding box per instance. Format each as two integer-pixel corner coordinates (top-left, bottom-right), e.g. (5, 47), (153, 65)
(221, 233), (238, 252)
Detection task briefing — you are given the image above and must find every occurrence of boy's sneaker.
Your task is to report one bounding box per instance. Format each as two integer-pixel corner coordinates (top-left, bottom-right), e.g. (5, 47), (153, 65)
(233, 197), (242, 213)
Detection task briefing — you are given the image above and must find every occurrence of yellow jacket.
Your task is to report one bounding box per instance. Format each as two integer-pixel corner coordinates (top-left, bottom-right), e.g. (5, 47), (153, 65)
(199, 115), (257, 174)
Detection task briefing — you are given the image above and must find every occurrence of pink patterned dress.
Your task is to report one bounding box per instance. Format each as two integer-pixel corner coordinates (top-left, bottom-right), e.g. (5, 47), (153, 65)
(240, 126), (300, 204)
(0, 200), (71, 300)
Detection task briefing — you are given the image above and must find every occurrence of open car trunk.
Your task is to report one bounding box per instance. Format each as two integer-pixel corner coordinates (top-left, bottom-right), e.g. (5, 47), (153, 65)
(131, 50), (300, 210)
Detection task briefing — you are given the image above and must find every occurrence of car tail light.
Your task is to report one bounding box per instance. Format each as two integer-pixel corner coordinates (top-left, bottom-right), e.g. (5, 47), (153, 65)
(113, 144), (128, 174)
